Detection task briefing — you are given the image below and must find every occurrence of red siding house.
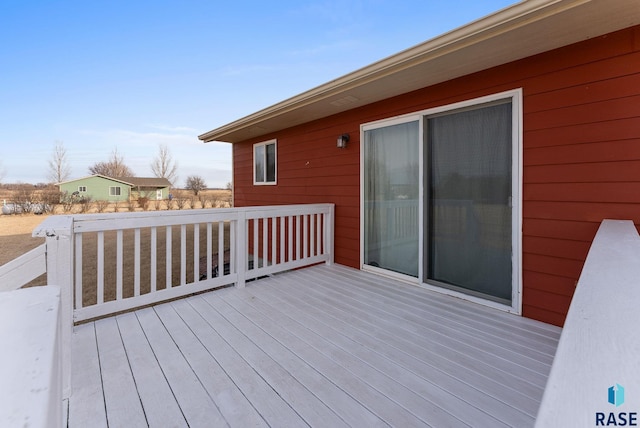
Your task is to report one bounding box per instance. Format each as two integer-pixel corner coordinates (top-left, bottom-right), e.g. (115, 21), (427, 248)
(199, 0), (640, 327)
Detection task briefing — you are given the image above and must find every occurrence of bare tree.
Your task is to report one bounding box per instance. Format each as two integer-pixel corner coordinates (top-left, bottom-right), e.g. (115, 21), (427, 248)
(89, 147), (135, 177)
(150, 144), (178, 186)
(95, 200), (110, 213)
(185, 175), (207, 196)
(47, 141), (71, 184)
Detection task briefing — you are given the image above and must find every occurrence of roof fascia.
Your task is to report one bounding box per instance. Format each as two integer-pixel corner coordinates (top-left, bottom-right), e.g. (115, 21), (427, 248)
(197, 0), (591, 143)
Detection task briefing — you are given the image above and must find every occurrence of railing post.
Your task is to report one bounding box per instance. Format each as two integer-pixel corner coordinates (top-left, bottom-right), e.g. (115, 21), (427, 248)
(34, 216), (74, 400)
(326, 204), (335, 265)
(236, 210), (247, 288)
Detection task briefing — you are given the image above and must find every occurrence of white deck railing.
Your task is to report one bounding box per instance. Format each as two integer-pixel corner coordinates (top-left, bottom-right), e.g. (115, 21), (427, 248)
(535, 219), (640, 426)
(30, 204), (334, 323)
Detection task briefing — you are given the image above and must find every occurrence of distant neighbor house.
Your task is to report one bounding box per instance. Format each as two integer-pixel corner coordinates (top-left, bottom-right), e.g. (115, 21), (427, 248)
(58, 174), (171, 202)
(199, 0), (640, 327)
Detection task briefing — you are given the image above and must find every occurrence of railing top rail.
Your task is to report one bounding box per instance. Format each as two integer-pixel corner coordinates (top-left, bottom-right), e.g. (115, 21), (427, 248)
(0, 243), (47, 292)
(242, 204), (333, 219)
(32, 204), (334, 234)
(535, 219), (640, 426)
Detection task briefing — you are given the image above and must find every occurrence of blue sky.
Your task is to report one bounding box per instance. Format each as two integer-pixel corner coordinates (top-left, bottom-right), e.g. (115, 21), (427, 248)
(0, 0), (515, 188)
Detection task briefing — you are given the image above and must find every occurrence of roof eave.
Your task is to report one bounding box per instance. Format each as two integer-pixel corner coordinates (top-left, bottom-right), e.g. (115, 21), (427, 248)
(198, 0), (640, 144)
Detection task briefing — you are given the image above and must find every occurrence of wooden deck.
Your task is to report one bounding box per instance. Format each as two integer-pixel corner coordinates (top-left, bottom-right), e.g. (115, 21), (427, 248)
(67, 264), (560, 428)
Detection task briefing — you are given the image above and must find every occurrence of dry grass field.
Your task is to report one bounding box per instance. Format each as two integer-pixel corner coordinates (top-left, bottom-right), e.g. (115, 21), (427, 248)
(1, 191), (232, 307)
(0, 214), (47, 267)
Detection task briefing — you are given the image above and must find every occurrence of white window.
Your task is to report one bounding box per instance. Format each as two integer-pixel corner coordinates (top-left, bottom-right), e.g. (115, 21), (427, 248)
(78, 186), (87, 192)
(109, 186), (121, 196)
(253, 139), (277, 185)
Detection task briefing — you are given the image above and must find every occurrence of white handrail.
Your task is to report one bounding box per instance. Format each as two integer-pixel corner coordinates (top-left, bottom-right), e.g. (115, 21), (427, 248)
(535, 219), (640, 426)
(0, 244), (46, 291)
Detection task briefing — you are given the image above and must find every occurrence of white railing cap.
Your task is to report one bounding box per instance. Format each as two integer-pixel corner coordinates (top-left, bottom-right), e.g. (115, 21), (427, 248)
(0, 286), (62, 428)
(32, 215), (74, 238)
(536, 219), (640, 426)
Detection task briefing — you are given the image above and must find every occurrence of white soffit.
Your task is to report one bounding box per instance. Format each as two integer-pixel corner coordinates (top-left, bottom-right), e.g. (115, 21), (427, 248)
(199, 0), (640, 143)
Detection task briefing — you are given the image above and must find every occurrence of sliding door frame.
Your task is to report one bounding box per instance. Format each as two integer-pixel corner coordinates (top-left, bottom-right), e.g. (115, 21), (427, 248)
(360, 89), (523, 314)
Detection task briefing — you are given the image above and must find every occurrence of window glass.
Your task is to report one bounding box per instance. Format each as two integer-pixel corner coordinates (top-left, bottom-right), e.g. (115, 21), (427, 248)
(254, 140), (276, 184)
(427, 101), (512, 303)
(266, 143), (276, 182)
(255, 144), (265, 183)
(364, 120), (420, 277)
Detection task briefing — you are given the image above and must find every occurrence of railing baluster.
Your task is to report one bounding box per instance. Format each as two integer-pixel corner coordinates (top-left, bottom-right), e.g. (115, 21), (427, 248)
(280, 216), (285, 265)
(206, 223), (212, 280)
(134, 228), (141, 297)
(193, 224), (200, 283)
(166, 225), (172, 288)
(75, 233), (83, 310)
(230, 220), (236, 276)
(218, 221), (224, 277)
(150, 227), (157, 293)
(303, 214), (309, 259)
(253, 218), (259, 269)
(97, 231), (104, 305)
(180, 224), (187, 285)
(295, 215), (301, 261)
(262, 217), (268, 268)
(310, 214), (315, 257)
(271, 217), (277, 266)
(317, 213), (322, 256)
(288, 215), (293, 263)
(116, 230), (123, 301)
(236, 213), (247, 288)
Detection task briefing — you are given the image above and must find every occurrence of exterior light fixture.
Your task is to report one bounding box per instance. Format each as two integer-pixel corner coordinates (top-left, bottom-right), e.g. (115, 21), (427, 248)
(337, 133), (350, 149)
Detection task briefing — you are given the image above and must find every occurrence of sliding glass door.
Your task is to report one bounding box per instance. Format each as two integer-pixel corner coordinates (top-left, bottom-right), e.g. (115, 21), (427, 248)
(426, 101), (513, 304)
(363, 120), (420, 277)
(362, 92), (519, 309)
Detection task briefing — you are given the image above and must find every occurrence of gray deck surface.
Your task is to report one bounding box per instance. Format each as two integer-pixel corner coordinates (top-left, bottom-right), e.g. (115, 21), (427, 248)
(68, 264), (561, 427)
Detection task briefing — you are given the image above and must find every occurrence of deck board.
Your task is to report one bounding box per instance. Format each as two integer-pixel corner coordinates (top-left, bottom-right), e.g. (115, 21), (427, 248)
(115, 312), (187, 427)
(94, 317), (147, 427)
(244, 277), (531, 426)
(170, 298), (305, 427)
(69, 264), (561, 428)
(218, 285), (475, 427)
(135, 307), (228, 427)
(68, 323), (106, 428)
(189, 295), (349, 428)
(152, 302), (268, 428)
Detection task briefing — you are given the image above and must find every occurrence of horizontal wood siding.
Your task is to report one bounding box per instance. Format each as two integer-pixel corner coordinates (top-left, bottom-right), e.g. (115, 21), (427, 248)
(233, 25), (640, 326)
(233, 118), (361, 268)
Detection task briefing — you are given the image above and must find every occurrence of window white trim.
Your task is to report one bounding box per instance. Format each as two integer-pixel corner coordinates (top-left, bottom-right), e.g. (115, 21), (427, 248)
(78, 186), (87, 192)
(360, 88), (523, 315)
(253, 139), (277, 185)
(109, 186), (122, 196)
